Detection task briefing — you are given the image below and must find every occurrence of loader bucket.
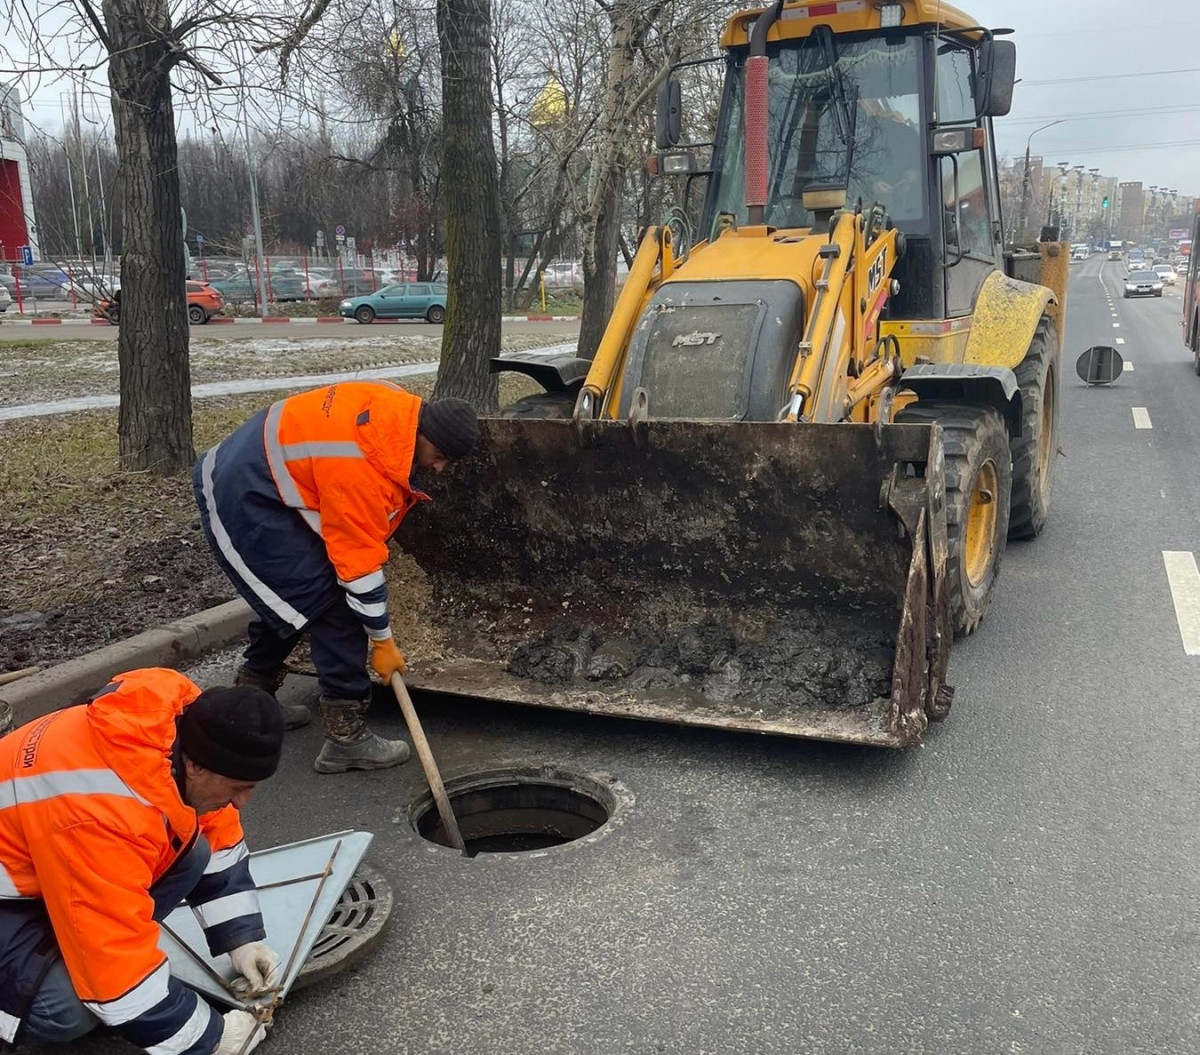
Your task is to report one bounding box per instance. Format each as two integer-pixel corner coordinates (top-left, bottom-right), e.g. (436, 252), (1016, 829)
(392, 418), (952, 748)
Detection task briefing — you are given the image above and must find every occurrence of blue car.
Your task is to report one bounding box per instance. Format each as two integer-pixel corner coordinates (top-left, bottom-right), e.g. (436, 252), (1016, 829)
(339, 283), (447, 324)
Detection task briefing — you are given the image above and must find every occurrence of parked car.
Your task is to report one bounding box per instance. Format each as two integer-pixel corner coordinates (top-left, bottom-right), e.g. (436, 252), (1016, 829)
(1177, 261), (1190, 275)
(210, 273), (305, 303)
(298, 268), (339, 299)
(1123, 270), (1163, 298)
(339, 283), (448, 324)
(0, 267), (69, 300)
(94, 281), (225, 325)
(69, 272), (121, 299)
(1152, 264), (1177, 286)
(0, 284), (10, 312)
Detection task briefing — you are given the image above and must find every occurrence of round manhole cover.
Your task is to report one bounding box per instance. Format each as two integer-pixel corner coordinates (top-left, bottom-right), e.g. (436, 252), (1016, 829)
(292, 863), (393, 991)
(410, 766), (622, 855)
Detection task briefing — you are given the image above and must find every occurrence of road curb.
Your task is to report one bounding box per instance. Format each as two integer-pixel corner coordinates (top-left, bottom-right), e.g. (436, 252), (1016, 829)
(0, 599), (253, 726)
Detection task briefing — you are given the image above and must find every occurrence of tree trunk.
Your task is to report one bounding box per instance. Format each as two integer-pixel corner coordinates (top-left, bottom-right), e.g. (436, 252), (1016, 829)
(105, 0), (194, 474)
(575, 0), (664, 362)
(434, 0), (501, 410)
(577, 175), (622, 361)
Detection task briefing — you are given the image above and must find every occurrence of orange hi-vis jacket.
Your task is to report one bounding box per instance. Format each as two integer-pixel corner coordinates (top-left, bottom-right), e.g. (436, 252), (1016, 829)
(195, 381), (427, 639)
(0, 669), (265, 1053)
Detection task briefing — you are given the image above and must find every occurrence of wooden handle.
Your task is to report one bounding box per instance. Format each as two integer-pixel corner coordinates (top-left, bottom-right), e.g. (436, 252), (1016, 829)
(0, 667), (41, 687)
(389, 673), (465, 852)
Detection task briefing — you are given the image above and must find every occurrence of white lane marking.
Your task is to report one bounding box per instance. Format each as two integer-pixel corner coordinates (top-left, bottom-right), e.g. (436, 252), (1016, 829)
(1124, 361), (1134, 371)
(1162, 551), (1200, 655)
(1132, 407), (1152, 429)
(1113, 322), (1121, 328)
(1115, 337), (1125, 345)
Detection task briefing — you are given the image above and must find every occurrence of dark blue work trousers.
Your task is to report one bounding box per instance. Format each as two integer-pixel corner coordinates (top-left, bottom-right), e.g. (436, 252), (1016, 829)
(20, 838), (211, 1044)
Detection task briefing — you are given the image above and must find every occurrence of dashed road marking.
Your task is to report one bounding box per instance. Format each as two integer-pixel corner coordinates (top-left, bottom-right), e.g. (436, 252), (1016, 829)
(1132, 406), (1152, 429)
(1163, 551), (1200, 655)
(1124, 361), (1134, 371)
(1113, 322), (1121, 328)
(1115, 337), (1125, 345)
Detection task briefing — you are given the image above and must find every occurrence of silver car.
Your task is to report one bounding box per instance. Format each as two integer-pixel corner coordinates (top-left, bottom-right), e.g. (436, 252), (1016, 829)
(1124, 270), (1163, 298)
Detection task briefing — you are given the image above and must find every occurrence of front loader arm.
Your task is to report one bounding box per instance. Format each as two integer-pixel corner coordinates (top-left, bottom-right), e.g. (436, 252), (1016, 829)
(576, 226), (673, 420)
(784, 211), (900, 423)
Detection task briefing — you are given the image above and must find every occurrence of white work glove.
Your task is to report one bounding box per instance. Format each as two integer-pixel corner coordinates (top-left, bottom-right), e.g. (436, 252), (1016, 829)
(215, 1009), (265, 1055)
(229, 941), (281, 996)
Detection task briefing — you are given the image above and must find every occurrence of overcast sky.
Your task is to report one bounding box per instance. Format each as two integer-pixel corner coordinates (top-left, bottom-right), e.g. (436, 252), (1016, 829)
(9, 0), (1199, 198)
(970, 0), (1200, 196)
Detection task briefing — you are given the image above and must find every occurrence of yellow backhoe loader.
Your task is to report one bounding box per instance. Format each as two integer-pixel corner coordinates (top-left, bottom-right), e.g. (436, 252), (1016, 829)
(395, 0), (1068, 748)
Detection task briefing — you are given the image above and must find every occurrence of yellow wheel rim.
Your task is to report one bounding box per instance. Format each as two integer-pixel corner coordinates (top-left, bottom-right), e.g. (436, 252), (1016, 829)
(1036, 373), (1055, 487)
(964, 459), (999, 587)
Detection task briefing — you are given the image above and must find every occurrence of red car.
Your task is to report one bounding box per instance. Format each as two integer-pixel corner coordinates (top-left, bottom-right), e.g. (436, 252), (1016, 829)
(95, 281), (224, 325)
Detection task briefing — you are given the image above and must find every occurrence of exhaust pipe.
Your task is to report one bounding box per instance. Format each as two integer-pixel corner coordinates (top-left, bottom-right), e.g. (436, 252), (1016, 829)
(745, 0), (784, 226)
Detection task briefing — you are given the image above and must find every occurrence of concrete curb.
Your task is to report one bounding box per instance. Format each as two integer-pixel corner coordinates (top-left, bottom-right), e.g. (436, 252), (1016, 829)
(0, 599), (253, 726)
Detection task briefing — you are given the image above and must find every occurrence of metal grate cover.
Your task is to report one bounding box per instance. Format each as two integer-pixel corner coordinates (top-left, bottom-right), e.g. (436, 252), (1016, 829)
(293, 863), (393, 990)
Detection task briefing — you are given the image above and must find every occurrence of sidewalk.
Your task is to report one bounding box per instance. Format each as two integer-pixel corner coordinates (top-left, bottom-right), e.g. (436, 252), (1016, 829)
(0, 341), (578, 421)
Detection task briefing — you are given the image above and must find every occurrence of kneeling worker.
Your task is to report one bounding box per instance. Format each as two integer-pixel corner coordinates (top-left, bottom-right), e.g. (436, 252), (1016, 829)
(0, 668), (284, 1054)
(194, 381), (479, 774)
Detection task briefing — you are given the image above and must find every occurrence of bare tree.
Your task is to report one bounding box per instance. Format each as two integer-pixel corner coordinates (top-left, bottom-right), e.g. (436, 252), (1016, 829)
(3, 0), (328, 473)
(433, 0), (502, 408)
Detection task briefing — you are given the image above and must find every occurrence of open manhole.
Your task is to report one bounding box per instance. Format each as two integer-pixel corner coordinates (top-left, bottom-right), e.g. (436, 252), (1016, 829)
(292, 863), (393, 991)
(411, 766), (619, 855)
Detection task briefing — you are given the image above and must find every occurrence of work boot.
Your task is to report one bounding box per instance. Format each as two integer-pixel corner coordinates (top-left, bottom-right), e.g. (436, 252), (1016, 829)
(313, 698), (410, 774)
(234, 665), (311, 730)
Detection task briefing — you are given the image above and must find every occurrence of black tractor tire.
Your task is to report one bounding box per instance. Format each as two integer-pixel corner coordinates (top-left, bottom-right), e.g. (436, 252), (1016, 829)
(426, 304), (446, 324)
(187, 304), (206, 325)
(106, 307), (120, 326)
(895, 402), (1012, 637)
(499, 392), (574, 419)
(355, 305), (375, 325)
(1008, 315), (1058, 540)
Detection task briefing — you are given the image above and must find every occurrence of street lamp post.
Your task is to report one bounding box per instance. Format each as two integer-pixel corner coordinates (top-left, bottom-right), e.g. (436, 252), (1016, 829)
(1018, 120), (1062, 243)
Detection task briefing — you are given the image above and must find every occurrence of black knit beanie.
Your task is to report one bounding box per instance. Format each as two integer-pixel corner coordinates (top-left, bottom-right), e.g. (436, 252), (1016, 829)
(418, 398), (479, 460)
(179, 686), (284, 782)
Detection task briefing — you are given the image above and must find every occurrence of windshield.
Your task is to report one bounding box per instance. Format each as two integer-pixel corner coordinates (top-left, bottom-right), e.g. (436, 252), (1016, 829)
(707, 35), (924, 238)
(1128, 271), (1157, 281)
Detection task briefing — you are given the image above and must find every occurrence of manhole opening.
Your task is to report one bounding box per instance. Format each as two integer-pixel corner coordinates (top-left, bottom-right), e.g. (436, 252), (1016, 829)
(411, 768), (616, 854)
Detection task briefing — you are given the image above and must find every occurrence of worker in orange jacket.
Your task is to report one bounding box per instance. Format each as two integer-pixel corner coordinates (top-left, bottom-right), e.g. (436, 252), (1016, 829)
(193, 381), (479, 774)
(0, 667), (284, 1054)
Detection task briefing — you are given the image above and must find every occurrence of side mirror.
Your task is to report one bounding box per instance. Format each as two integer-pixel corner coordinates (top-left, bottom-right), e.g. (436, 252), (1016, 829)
(977, 38), (1016, 118)
(655, 78), (682, 150)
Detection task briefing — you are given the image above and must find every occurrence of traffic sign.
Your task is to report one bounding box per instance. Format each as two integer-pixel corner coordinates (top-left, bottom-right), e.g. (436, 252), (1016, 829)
(19, 245), (32, 266)
(196, 233), (204, 246)
(335, 224), (346, 236)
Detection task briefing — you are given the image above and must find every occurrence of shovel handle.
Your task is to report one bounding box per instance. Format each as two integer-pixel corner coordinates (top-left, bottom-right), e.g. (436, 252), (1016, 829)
(388, 673), (465, 852)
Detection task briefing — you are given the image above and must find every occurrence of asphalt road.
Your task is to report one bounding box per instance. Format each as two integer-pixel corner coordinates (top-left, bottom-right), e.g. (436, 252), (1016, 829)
(38, 259), (1199, 1055)
(0, 318), (582, 343)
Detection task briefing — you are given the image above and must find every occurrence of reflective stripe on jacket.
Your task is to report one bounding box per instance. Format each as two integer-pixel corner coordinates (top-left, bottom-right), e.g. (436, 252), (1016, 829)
(194, 381), (426, 639)
(0, 668), (264, 1053)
